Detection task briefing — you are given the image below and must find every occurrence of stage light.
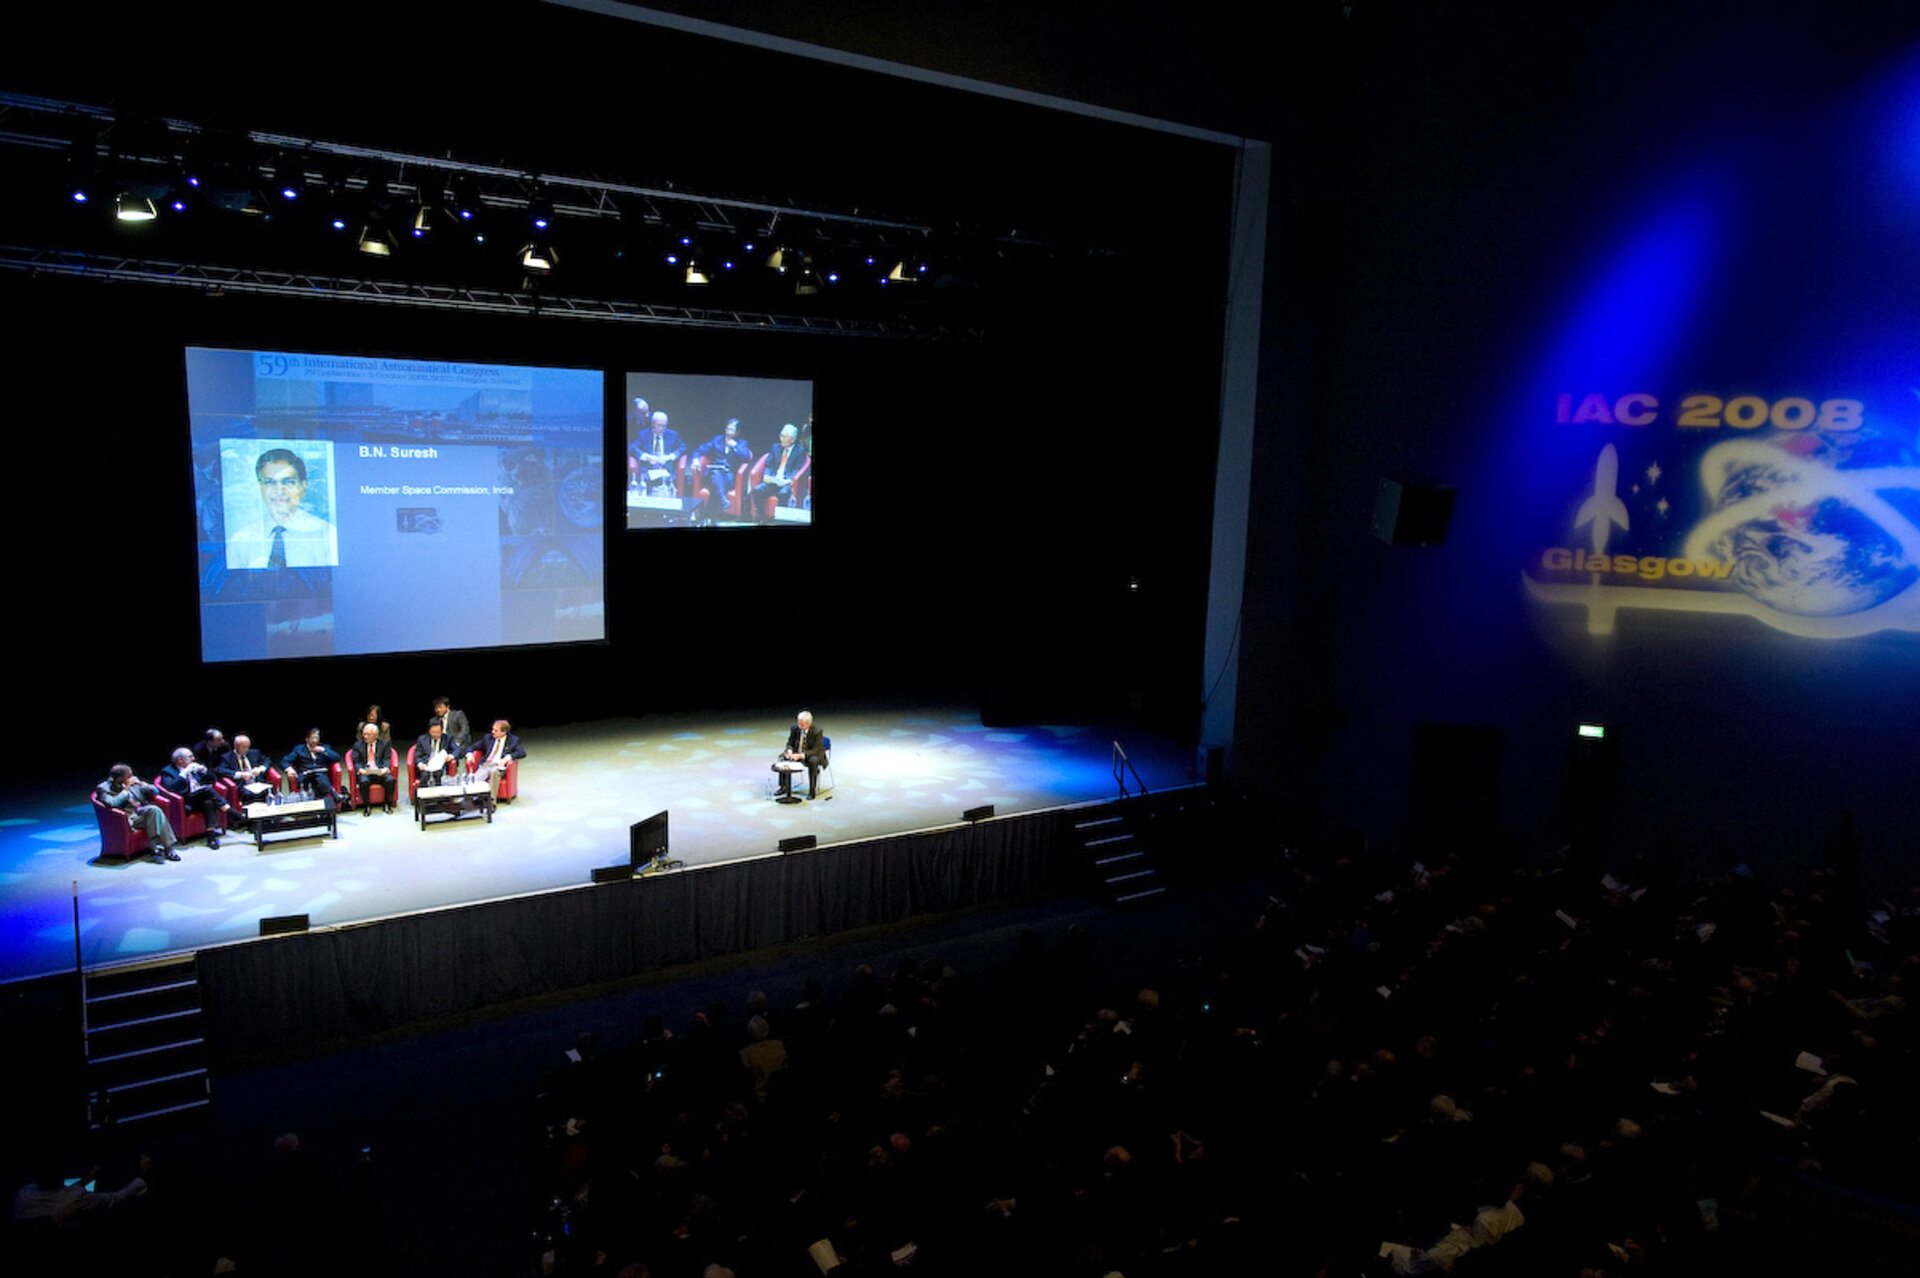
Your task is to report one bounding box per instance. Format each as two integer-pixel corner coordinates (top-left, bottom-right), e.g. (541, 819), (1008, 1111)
(411, 204), (432, 238)
(885, 261), (918, 283)
(519, 240), (555, 272)
(115, 193), (157, 222)
(962, 804), (995, 822)
(528, 188), (553, 231)
(446, 175), (479, 222)
(358, 223), (395, 256)
(777, 834), (817, 853)
(766, 245), (791, 272)
(685, 263), (710, 285)
(794, 265), (819, 295)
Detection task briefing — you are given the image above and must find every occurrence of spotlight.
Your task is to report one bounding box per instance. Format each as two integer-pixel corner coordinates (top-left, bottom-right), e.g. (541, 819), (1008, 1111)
(685, 262), (709, 285)
(518, 240), (555, 272)
(527, 188), (553, 232)
(357, 222), (395, 256)
(115, 193), (157, 222)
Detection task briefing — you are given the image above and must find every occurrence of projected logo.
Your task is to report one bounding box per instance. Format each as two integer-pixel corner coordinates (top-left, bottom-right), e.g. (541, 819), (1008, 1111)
(1525, 392), (1920, 636)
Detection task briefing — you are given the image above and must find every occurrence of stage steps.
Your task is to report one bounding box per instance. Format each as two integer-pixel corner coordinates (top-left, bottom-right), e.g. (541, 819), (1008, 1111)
(82, 955), (212, 1130)
(1069, 783), (1250, 907)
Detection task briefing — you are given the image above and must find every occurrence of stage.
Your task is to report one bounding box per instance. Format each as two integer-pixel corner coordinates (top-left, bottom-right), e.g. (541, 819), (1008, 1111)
(0, 705), (1195, 986)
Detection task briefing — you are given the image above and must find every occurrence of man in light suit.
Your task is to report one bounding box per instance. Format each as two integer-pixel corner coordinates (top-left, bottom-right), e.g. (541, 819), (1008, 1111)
(97, 764), (182, 862)
(775, 708), (826, 800)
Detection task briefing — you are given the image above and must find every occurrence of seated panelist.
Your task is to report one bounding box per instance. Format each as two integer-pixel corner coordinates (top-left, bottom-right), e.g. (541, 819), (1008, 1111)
(348, 722), (400, 815)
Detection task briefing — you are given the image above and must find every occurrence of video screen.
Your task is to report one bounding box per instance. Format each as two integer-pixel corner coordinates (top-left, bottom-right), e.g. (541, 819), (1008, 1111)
(186, 347), (605, 662)
(623, 371), (814, 528)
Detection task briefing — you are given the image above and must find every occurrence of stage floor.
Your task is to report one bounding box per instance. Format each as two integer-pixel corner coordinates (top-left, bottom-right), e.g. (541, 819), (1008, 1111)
(0, 705), (1194, 984)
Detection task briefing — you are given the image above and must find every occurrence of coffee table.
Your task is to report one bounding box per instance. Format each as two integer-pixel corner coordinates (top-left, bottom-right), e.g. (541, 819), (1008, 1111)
(416, 781), (495, 828)
(243, 796), (338, 849)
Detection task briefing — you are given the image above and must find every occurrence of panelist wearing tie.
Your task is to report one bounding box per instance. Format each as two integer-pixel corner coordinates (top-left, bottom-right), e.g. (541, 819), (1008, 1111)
(749, 423), (808, 521)
(629, 410), (685, 496)
(160, 747), (236, 847)
(348, 721), (400, 815)
(281, 729), (341, 801)
(469, 719), (526, 798)
(415, 720), (457, 789)
(217, 735), (275, 805)
(225, 447), (338, 570)
(775, 709), (826, 801)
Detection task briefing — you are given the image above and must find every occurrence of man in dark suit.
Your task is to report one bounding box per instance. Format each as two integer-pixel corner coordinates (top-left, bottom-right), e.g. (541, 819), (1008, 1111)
(629, 410), (685, 496)
(432, 696), (472, 755)
(217, 735), (275, 805)
(161, 746), (236, 846)
(415, 720), (457, 789)
(750, 423), (808, 521)
(348, 722), (400, 815)
(281, 729), (342, 802)
(776, 709), (826, 800)
(470, 718), (526, 798)
(692, 418), (754, 522)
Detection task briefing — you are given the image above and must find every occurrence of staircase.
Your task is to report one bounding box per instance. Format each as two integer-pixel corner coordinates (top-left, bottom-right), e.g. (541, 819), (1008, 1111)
(1067, 798), (1167, 905)
(82, 955), (212, 1130)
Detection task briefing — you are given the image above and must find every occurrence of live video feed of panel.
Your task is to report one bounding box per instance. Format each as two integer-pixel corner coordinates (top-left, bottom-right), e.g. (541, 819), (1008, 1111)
(186, 348), (605, 663)
(623, 371), (814, 529)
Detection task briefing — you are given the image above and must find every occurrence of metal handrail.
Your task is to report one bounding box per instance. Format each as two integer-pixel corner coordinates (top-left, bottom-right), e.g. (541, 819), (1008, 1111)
(1112, 742), (1148, 798)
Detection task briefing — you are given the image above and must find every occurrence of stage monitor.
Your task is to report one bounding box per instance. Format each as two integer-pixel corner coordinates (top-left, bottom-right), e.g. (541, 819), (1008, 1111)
(630, 809), (669, 869)
(185, 348), (605, 662)
(622, 371), (813, 528)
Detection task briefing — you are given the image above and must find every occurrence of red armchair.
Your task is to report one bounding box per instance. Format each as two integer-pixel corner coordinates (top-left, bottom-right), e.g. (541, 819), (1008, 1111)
(406, 743), (462, 802)
(687, 455), (747, 518)
(215, 766), (281, 811)
(150, 775), (227, 846)
(746, 451), (811, 521)
(628, 452), (688, 495)
(466, 746), (520, 802)
(343, 749), (400, 812)
(91, 790), (160, 863)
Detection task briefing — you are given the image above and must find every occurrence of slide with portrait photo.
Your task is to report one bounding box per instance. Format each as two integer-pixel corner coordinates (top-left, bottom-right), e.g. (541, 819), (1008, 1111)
(185, 347), (605, 662)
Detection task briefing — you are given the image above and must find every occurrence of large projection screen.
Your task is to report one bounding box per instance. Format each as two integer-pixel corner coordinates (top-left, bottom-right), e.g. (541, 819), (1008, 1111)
(185, 348), (605, 662)
(623, 371), (814, 528)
